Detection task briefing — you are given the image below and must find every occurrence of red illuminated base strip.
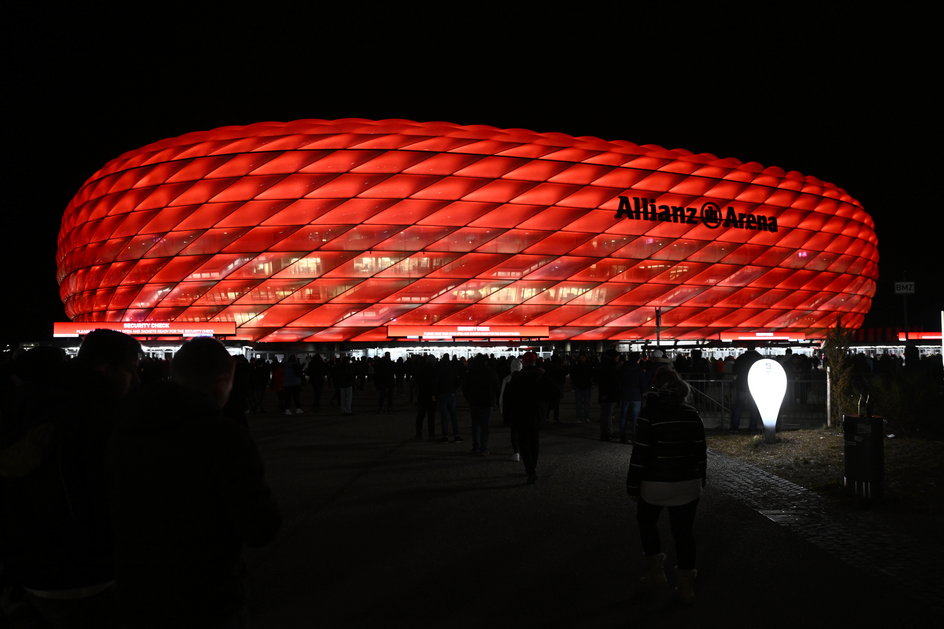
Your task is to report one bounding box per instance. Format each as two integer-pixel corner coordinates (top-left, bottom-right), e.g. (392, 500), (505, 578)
(719, 331), (807, 341)
(54, 321), (237, 338)
(387, 325), (550, 340)
(897, 332), (942, 341)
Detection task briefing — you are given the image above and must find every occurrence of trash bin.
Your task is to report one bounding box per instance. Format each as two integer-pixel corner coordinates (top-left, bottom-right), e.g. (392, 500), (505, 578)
(842, 414), (884, 501)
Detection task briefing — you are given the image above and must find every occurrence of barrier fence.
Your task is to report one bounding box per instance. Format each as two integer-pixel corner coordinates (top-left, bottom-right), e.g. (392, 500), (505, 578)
(681, 376), (828, 430)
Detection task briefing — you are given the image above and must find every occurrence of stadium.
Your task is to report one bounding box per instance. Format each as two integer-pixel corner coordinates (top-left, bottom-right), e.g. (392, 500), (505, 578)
(56, 118), (878, 349)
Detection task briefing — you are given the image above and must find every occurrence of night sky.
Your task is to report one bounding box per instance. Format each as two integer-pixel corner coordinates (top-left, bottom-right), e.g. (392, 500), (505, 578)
(2, 5), (939, 344)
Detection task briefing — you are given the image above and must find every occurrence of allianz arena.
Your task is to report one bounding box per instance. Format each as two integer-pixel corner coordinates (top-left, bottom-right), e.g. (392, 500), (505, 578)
(56, 119), (878, 343)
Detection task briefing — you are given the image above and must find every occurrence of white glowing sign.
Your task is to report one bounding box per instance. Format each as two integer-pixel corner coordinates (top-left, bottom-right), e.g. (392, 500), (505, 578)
(747, 359), (788, 443)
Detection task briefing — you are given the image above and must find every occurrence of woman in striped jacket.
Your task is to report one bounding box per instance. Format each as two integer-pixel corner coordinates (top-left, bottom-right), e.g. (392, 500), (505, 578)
(626, 367), (707, 604)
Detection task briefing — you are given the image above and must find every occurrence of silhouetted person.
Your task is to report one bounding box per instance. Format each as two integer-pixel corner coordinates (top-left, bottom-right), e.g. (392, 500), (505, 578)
(570, 354), (593, 423)
(282, 355), (304, 415)
(414, 356), (437, 440)
(248, 358), (270, 413)
(729, 346), (762, 432)
(502, 352), (552, 484)
(618, 352), (646, 443)
(544, 355), (567, 423)
(500, 357), (523, 461)
(463, 354), (499, 455)
(334, 356), (355, 415)
(374, 352), (395, 412)
(596, 350), (620, 441)
(1, 329), (141, 628)
(109, 336), (280, 629)
(434, 354), (462, 442)
(305, 355), (327, 411)
(627, 367), (706, 604)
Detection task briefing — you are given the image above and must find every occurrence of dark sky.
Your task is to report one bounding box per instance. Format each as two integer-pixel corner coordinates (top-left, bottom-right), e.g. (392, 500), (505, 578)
(2, 5), (939, 343)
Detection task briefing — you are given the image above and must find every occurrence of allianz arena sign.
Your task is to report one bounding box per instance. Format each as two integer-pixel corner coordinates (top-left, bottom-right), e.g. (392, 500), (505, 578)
(56, 119), (878, 343)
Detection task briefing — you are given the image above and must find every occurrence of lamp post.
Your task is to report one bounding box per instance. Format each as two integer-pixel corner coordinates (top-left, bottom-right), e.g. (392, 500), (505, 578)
(748, 359), (787, 443)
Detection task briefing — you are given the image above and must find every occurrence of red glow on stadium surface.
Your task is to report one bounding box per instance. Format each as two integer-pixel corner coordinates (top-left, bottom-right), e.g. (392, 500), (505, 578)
(56, 119), (879, 342)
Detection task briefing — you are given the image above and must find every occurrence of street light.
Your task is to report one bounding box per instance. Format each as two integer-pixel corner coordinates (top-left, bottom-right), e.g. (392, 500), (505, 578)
(748, 359), (787, 443)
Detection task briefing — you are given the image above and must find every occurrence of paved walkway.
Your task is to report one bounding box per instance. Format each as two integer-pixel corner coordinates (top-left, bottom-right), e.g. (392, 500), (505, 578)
(243, 387), (943, 627)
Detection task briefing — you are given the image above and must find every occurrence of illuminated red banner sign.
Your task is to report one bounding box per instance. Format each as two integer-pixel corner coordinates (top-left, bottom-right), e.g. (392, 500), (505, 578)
(720, 332), (807, 341)
(897, 332), (942, 340)
(54, 321), (237, 338)
(387, 325), (550, 340)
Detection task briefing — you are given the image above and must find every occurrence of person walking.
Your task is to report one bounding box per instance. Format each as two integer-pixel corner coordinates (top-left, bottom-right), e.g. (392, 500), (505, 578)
(618, 352), (646, 443)
(334, 356), (355, 416)
(434, 354), (462, 442)
(282, 355), (304, 415)
(414, 355), (437, 440)
(502, 352), (552, 484)
(596, 350), (620, 441)
(569, 353), (593, 423)
(500, 357), (523, 461)
(626, 367), (707, 604)
(305, 355), (327, 411)
(462, 354), (500, 455)
(374, 352), (395, 413)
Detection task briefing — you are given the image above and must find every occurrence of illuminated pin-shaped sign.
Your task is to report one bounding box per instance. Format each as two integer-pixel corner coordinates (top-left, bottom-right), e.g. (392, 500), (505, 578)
(747, 359), (788, 444)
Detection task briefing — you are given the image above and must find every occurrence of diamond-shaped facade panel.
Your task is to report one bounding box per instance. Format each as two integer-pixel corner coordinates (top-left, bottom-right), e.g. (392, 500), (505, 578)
(57, 119), (878, 342)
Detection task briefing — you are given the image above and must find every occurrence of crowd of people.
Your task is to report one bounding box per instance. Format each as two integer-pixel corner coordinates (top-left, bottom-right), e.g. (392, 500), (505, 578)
(6, 336), (931, 621)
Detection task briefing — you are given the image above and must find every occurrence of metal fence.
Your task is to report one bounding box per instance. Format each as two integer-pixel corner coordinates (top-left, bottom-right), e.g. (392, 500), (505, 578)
(683, 376), (828, 430)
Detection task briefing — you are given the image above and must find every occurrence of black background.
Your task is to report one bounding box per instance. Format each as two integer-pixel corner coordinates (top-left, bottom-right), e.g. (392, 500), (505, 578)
(3, 4), (939, 344)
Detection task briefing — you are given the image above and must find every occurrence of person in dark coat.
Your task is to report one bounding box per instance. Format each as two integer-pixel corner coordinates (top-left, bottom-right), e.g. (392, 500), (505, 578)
(729, 346), (763, 432)
(374, 352), (396, 412)
(333, 356), (356, 415)
(501, 352), (553, 484)
(544, 354), (567, 423)
(596, 350), (621, 441)
(618, 352), (646, 443)
(414, 355), (437, 440)
(1, 330), (141, 629)
(627, 367), (706, 604)
(305, 355), (327, 411)
(462, 354), (500, 455)
(108, 337), (280, 629)
(434, 354), (463, 442)
(569, 353), (593, 423)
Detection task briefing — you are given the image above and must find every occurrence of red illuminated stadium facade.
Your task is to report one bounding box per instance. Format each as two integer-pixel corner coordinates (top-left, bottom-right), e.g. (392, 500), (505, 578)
(56, 119), (878, 344)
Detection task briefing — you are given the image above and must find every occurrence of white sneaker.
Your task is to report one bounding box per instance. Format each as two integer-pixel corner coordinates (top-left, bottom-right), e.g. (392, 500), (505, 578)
(284, 410), (292, 416)
(511, 453), (521, 462)
(295, 408), (304, 415)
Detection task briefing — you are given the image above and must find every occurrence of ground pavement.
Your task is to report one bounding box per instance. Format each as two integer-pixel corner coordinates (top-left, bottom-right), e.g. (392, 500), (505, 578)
(242, 386), (943, 628)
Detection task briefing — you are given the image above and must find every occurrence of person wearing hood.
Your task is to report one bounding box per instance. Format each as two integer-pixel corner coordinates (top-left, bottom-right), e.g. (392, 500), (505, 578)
(501, 352), (553, 484)
(626, 367), (706, 604)
(109, 337), (280, 628)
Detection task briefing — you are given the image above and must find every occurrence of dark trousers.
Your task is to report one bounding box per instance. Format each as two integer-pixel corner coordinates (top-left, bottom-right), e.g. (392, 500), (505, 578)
(730, 389), (760, 431)
(470, 406), (491, 452)
(636, 498), (699, 569)
(416, 398), (436, 437)
(516, 419), (539, 475)
(377, 385), (394, 411)
(311, 379), (323, 409)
